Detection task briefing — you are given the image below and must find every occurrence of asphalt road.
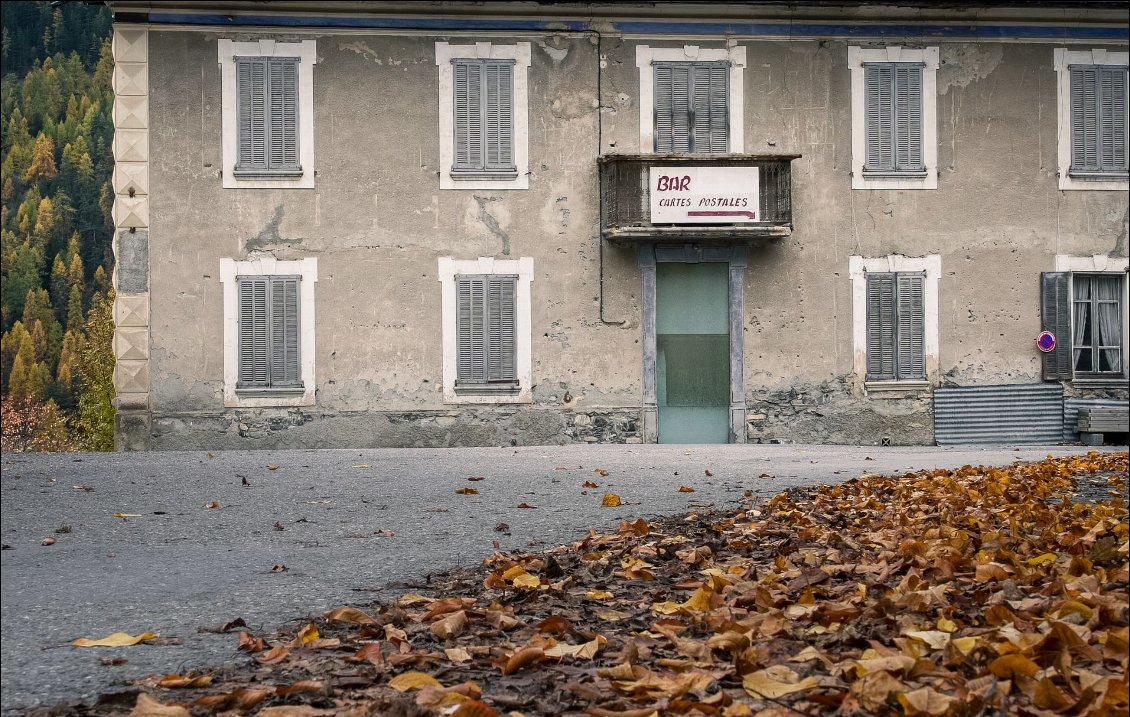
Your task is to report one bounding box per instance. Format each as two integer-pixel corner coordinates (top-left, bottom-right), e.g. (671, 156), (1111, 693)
(0, 443), (1117, 714)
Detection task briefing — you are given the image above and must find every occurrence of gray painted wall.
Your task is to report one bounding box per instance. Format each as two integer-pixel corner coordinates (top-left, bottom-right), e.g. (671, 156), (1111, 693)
(138, 27), (1128, 448)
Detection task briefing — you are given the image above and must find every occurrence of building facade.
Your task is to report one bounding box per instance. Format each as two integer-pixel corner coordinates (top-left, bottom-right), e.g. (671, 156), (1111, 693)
(105, 1), (1129, 449)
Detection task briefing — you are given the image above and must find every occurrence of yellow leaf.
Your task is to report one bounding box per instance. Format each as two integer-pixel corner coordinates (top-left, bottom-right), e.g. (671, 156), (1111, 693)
(502, 566), (529, 581)
(651, 601), (682, 615)
(586, 590), (614, 600)
(742, 667), (818, 699)
(398, 593), (435, 606)
(72, 631), (156, 647)
(681, 586), (714, 612)
(594, 608), (630, 621)
(130, 693), (191, 717)
(292, 623), (319, 647)
(936, 617), (957, 633)
(113, 513), (142, 518)
(512, 573), (540, 590)
(951, 636), (979, 654)
(1026, 552), (1057, 566)
(601, 493), (622, 507)
(389, 671), (444, 692)
(352, 464), (370, 469)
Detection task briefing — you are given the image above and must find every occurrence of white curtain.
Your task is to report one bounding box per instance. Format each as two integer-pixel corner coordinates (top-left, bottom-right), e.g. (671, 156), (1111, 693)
(1073, 279), (1091, 370)
(1094, 276), (1121, 372)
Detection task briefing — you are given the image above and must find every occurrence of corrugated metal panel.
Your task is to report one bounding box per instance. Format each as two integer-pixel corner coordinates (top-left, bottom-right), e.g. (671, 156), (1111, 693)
(934, 383), (1063, 445)
(1063, 398), (1129, 443)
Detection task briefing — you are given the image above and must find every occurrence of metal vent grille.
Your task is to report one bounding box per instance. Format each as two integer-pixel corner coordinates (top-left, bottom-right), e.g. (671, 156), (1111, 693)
(934, 383), (1064, 445)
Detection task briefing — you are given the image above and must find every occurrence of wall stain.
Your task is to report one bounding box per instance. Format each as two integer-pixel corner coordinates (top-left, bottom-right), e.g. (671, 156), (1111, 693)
(1113, 205), (1128, 257)
(247, 205), (286, 252)
(474, 195), (510, 255)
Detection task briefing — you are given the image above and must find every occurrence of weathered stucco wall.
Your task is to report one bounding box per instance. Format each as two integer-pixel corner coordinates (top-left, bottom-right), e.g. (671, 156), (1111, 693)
(137, 25), (1127, 449)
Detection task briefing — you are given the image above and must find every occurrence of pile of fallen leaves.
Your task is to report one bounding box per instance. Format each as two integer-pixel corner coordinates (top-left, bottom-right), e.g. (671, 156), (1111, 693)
(95, 453), (1130, 716)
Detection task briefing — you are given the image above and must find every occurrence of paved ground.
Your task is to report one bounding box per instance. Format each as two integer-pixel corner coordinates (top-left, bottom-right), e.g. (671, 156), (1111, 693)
(0, 443), (1118, 714)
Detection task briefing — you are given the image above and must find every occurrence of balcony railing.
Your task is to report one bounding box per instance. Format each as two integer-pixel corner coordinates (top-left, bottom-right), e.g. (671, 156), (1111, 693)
(599, 154), (798, 244)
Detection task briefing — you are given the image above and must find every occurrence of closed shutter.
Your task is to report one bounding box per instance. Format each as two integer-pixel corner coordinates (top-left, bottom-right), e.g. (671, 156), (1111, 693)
(692, 63), (729, 154)
(268, 59), (300, 170)
(865, 66), (893, 170)
(896, 66), (923, 170)
(237, 277), (269, 387)
(453, 61), (483, 170)
(866, 273), (897, 380)
(484, 62), (513, 169)
(270, 277), (301, 387)
(1100, 67), (1128, 171)
(1072, 68), (1100, 170)
(1041, 272), (1072, 380)
(456, 276), (486, 382)
(487, 276), (517, 382)
(236, 59), (268, 171)
(654, 63), (692, 153)
(896, 273), (926, 379)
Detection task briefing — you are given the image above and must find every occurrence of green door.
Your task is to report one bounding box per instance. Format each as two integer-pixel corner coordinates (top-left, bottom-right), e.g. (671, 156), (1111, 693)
(656, 263), (730, 444)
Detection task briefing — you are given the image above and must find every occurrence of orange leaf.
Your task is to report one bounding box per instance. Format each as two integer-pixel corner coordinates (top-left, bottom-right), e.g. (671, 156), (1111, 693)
(275, 680), (326, 697)
(677, 486), (696, 493)
(502, 646), (545, 675)
(451, 701), (500, 717)
(157, 673), (213, 689)
(237, 631), (266, 653)
(582, 480), (599, 488)
(988, 653), (1040, 679)
(255, 645), (291, 664)
(455, 487), (479, 495)
(194, 687), (270, 711)
(323, 606), (378, 625)
(346, 642), (384, 666)
(130, 693), (190, 717)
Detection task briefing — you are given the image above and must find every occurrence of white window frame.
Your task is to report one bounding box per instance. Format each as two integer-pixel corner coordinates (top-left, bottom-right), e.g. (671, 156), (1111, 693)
(438, 257), (533, 403)
(636, 44), (746, 154)
(850, 255), (941, 393)
(1054, 254), (1130, 380)
(436, 41), (531, 190)
(1053, 49), (1130, 191)
(220, 256), (317, 407)
(848, 46), (939, 190)
(218, 39), (316, 189)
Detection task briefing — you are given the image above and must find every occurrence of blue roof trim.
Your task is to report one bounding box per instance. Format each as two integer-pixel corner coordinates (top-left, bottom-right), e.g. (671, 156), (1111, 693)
(144, 12), (1129, 41)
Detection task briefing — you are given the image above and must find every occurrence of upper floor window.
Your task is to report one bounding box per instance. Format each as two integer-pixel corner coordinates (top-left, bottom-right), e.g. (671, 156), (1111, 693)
(218, 39), (316, 189)
(863, 64), (925, 177)
(436, 42), (530, 190)
(235, 57), (300, 176)
(1068, 65), (1128, 178)
(653, 62), (729, 153)
(1053, 49), (1129, 191)
(636, 45), (746, 155)
(848, 46), (938, 190)
(452, 59), (517, 180)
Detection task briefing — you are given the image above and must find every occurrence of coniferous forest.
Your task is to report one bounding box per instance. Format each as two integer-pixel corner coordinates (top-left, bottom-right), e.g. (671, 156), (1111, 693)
(1, 1), (116, 451)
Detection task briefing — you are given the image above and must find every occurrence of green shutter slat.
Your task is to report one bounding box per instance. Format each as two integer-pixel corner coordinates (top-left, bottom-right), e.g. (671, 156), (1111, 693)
(896, 273), (926, 379)
(238, 277), (269, 387)
(267, 59), (299, 170)
(866, 273), (897, 380)
(236, 59), (268, 170)
(1041, 272), (1072, 380)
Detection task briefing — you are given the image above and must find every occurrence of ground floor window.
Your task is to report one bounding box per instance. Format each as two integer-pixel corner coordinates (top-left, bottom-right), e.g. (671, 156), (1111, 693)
(1043, 260), (1128, 381)
(866, 272), (925, 381)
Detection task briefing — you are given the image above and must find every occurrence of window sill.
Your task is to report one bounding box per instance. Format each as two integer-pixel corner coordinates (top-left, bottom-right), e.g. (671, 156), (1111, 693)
(865, 380), (930, 399)
(454, 383), (521, 396)
(1067, 171), (1129, 181)
(236, 387), (306, 396)
(861, 169), (929, 179)
(233, 168), (305, 179)
(450, 168), (519, 181)
(1071, 377), (1129, 389)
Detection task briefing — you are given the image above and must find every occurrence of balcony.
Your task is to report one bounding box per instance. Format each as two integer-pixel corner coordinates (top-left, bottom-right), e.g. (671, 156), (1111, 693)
(599, 154), (798, 244)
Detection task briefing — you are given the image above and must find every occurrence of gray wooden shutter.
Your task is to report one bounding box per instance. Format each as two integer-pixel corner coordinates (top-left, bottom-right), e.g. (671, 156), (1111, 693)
(484, 62), (514, 170)
(237, 277), (269, 387)
(236, 59), (268, 170)
(486, 276), (517, 382)
(895, 66), (923, 170)
(692, 63), (729, 154)
(268, 59), (300, 170)
(270, 277), (301, 387)
(1072, 67), (1099, 171)
(453, 61), (483, 170)
(866, 273), (897, 380)
(896, 273), (925, 379)
(865, 66), (893, 170)
(1041, 272), (1072, 380)
(456, 276), (486, 382)
(1100, 67), (1127, 171)
(654, 63), (692, 153)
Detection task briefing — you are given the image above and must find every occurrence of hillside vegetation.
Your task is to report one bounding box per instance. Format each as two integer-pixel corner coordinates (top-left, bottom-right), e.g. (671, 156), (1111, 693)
(1, 1), (116, 450)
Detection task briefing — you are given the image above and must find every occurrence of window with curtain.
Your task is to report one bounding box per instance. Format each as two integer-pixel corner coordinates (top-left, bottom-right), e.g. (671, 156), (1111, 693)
(653, 61), (729, 154)
(237, 275), (302, 389)
(866, 272), (926, 381)
(863, 63), (925, 176)
(1069, 65), (1128, 177)
(456, 274), (518, 390)
(1072, 274), (1124, 375)
(234, 57), (301, 175)
(452, 59), (517, 179)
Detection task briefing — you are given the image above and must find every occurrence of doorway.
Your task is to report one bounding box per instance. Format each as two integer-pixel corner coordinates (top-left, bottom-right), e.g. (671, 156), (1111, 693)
(656, 262), (730, 443)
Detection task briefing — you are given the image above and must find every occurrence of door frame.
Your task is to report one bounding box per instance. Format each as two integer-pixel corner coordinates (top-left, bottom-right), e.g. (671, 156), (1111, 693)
(638, 243), (747, 443)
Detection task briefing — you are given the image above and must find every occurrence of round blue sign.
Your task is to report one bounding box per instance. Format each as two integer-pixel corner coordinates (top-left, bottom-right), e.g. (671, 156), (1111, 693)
(1037, 331), (1056, 353)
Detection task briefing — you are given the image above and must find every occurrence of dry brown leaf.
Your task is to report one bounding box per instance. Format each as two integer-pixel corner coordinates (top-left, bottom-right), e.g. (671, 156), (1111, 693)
(455, 487), (479, 495)
(255, 644), (290, 664)
(323, 606), (378, 625)
(502, 646), (545, 675)
(430, 610), (468, 640)
(129, 693), (190, 717)
(677, 486), (696, 493)
(595, 468), (610, 477)
(157, 673), (212, 688)
(450, 701), (500, 717)
(742, 666), (818, 699)
(897, 686), (955, 716)
(193, 687), (270, 711)
(275, 680), (326, 697)
(389, 671), (443, 692)
(236, 631), (266, 653)
(291, 623), (319, 647)
(41, 536), (56, 546)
